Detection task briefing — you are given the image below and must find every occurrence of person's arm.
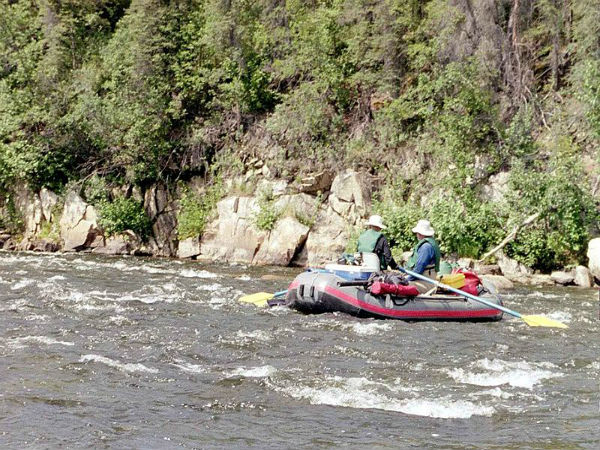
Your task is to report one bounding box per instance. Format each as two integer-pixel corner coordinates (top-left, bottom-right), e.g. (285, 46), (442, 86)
(407, 243), (434, 280)
(376, 236), (399, 270)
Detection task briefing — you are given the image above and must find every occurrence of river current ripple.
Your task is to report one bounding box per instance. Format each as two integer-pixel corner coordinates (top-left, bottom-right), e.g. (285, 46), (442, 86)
(0, 252), (598, 449)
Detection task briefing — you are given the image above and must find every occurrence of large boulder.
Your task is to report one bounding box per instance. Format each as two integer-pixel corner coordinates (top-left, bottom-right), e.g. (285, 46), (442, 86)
(253, 216), (310, 266)
(587, 238), (600, 279)
(526, 274), (555, 286)
(481, 171), (510, 203)
(296, 171), (333, 195)
(550, 270), (575, 286)
(472, 263), (502, 275)
(13, 186), (43, 236)
(300, 205), (350, 267)
(0, 233), (11, 247)
(178, 237), (201, 259)
(574, 265), (592, 288)
(32, 238), (59, 253)
(199, 196), (267, 263)
(59, 191), (99, 251)
(496, 251), (533, 281)
(93, 234), (135, 255)
(40, 188), (58, 222)
(480, 275), (514, 292)
(329, 169), (371, 219)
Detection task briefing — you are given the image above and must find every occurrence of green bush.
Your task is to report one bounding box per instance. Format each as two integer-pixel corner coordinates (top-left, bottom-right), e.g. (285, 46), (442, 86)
(504, 139), (598, 269)
(0, 193), (24, 234)
(253, 188), (281, 231)
(97, 197), (151, 239)
(428, 197), (504, 258)
(176, 183), (222, 239)
(376, 202), (425, 252)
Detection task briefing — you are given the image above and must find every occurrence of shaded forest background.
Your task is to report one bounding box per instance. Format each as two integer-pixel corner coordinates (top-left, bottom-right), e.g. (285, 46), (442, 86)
(1, 0), (599, 269)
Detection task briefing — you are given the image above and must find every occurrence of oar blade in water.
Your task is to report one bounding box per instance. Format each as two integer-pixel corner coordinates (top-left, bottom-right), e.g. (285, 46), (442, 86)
(521, 315), (568, 329)
(239, 292), (273, 307)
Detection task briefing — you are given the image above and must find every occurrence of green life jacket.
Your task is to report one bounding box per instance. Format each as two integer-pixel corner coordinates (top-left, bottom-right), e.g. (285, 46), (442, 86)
(356, 229), (385, 269)
(406, 237), (441, 272)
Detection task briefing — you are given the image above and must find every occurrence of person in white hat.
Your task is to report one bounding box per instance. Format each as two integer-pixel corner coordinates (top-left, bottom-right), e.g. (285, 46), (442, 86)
(356, 215), (399, 271)
(406, 219), (441, 293)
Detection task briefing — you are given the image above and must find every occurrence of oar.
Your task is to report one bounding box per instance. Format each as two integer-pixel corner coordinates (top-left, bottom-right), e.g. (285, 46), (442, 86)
(399, 267), (568, 329)
(239, 290), (287, 307)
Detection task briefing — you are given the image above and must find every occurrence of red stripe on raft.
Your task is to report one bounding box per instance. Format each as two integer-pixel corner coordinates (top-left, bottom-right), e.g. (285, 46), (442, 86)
(288, 281), (300, 290)
(324, 286), (501, 319)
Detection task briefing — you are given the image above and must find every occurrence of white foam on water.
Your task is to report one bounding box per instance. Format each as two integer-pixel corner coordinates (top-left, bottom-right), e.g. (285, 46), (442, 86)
(48, 275), (66, 282)
(469, 387), (515, 399)
(587, 361), (600, 370)
(10, 279), (36, 290)
(172, 359), (207, 374)
(522, 292), (564, 299)
(179, 269), (219, 279)
(116, 284), (185, 304)
(140, 266), (173, 275)
(80, 354), (159, 374)
(236, 275), (252, 281)
(543, 311), (572, 324)
(345, 322), (392, 336)
(0, 299), (28, 312)
(226, 365), (277, 378)
(23, 314), (50, 322)
(196, 283), (224, 292)
(446, 358), (562, 389)
(235, 330), (273, 342)
(272, 376), (494, 418)
(9, 336), (75, 348)
(108, 315), (134, 325)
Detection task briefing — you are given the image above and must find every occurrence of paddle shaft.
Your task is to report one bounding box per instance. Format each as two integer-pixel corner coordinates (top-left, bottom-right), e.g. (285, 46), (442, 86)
(400, 267), (521, 319)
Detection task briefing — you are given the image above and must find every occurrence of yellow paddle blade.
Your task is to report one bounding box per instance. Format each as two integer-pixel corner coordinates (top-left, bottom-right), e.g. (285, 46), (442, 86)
(238, 292), (274, 307)
(521, 315), (568, 329)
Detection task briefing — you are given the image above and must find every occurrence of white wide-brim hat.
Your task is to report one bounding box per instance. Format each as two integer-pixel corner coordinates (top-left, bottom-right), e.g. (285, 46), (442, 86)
(412, 219), (435, 236)
(366, 215), (386, 230)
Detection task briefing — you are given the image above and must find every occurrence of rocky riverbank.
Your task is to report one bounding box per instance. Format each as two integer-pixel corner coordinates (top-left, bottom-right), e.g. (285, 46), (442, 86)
(1, 169), (599, 292)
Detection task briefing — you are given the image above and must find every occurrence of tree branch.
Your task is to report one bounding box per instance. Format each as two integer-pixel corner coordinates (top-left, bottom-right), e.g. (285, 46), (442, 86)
(479, 212), (541, 262)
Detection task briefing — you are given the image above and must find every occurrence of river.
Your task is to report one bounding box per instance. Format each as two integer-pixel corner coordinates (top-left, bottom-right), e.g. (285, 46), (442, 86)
(0, 252), (598, 449)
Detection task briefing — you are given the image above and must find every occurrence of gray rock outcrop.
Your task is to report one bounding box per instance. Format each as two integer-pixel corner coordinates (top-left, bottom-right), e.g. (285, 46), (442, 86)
(302, 205), (349, 267)
(496, 251), (533, 280)
(60, 191), (99, 251)
(329, 169), (371, 221)
(178, 237), (201, 259)
(92, 233), (137, 255)
(200, 196), (266, 263)
(480, 274), (514, 292)
(40, 188), (58, 222)
(14, 186), (43, 236)
(550, 271), (575, 286)
(253, 216), (310, 266)
(587, 238), (600, 279)
(574, 265), (592, 288)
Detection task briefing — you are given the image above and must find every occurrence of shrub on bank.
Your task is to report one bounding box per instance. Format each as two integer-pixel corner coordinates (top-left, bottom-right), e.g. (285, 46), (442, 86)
(97, 197), (151, 240)
(176, 183), (222, 239)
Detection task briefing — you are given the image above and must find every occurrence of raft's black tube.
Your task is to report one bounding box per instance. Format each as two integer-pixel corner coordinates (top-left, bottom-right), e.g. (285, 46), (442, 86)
(338, 281), (370, 287)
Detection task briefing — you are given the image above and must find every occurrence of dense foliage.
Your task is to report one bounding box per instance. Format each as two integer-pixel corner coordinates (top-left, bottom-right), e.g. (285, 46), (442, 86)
(97, 197), (151, 239)
(0, 0), (598, 268)
(176, 182), (222, 239)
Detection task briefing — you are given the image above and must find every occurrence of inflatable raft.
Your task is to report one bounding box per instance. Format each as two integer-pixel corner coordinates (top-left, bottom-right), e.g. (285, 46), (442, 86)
(284, 270), (503, 322)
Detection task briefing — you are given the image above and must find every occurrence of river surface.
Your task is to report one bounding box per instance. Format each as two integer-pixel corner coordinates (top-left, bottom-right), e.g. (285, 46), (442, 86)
(0, 252), (598, 449)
